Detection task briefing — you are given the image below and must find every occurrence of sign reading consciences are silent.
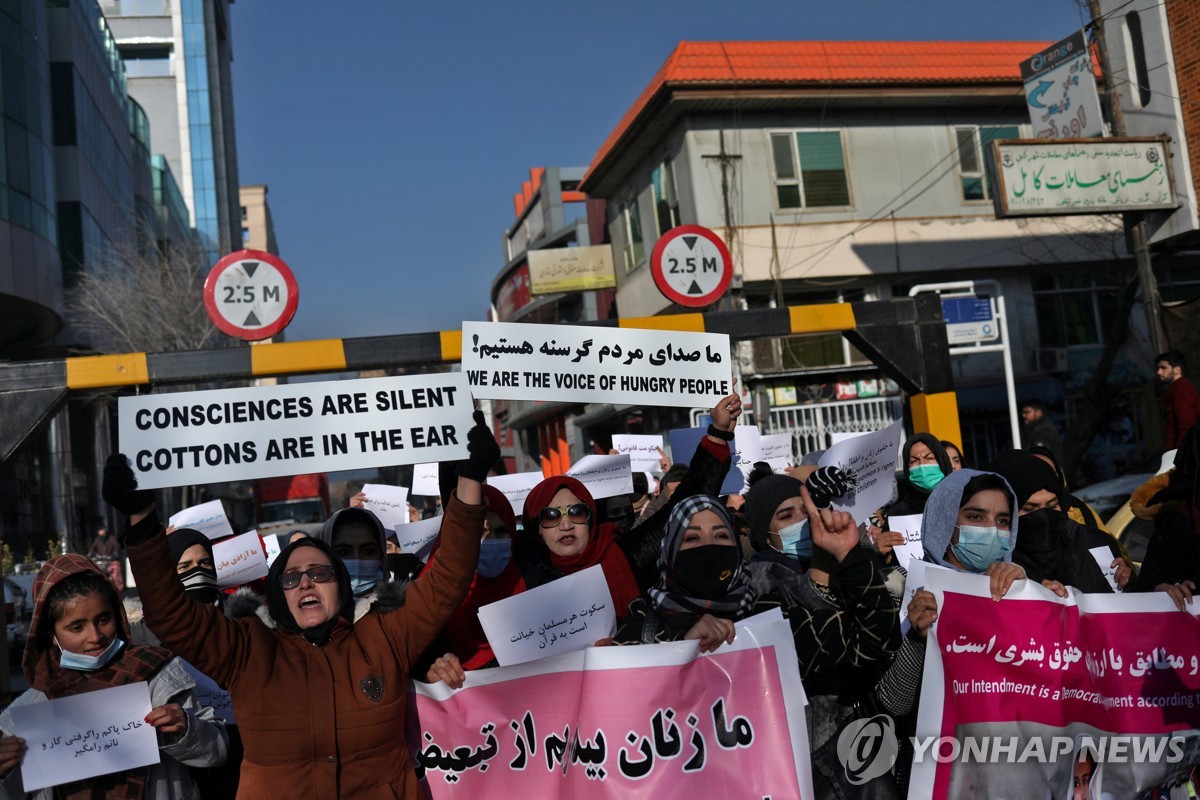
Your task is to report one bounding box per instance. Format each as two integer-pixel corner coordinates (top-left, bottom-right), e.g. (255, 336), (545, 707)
(118, 374), (473, 489)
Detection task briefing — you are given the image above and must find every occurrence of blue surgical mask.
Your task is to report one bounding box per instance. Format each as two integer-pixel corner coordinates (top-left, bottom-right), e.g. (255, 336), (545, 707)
(344, 559), (384, 597)
(56, 637), (124, 672)
(909, 463), (945, 491)
(775, 519), (813, 560)
(950, 525), (1010, 572)
(477, 538), (513, 578)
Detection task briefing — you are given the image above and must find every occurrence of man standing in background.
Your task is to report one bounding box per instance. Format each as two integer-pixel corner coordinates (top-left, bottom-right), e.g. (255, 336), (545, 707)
(1156, 351), (1200, 451)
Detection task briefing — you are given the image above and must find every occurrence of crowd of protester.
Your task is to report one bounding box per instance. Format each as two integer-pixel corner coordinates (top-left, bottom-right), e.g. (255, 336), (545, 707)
(0, 375), (1197, 798)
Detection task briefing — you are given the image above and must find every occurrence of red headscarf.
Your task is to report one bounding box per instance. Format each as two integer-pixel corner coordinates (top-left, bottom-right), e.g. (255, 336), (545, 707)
(521, 476), (641, 619)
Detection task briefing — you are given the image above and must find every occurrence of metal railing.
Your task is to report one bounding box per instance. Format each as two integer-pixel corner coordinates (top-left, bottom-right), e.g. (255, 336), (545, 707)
(99, 0), (170, 17)
(763, 396), (903, 458)
(122, 58), (173, 78)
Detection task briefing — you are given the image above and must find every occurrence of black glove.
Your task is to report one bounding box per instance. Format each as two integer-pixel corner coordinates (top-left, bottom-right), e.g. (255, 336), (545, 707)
(455, 410), (501, 483)
(806, 465), (854, 508)
(102, 454), (156, 517)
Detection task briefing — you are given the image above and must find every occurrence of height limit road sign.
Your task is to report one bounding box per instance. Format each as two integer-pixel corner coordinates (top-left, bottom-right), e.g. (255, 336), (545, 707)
(204, 250), (299, 341)
(650, 224), (732, 308)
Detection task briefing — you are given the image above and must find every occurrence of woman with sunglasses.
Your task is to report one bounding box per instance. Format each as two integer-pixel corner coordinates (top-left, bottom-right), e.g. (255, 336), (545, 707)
(103, 412), (500, 800)
(511, 394), (744, 622)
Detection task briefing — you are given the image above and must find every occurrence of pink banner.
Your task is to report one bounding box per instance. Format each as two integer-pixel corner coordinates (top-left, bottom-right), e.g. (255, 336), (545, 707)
(911, 568), (1200, 799)
(406, 616), (812, 799)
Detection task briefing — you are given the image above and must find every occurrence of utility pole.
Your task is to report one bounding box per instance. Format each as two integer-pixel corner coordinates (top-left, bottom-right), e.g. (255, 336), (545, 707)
(702, 130), (743, 312)
(1087, 0), (1168, 355)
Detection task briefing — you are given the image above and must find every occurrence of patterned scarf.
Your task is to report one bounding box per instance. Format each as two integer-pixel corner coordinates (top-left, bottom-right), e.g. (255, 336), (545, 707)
(24, 555), (173, 800)
(647, 495), (757, 627)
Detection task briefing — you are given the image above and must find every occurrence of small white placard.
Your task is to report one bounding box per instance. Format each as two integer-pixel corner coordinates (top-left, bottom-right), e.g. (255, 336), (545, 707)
(168, 500), (234, 541)
(392, 514), (442, 560)
(411, 462), (441, 497)
(361, 483), (410, 531)
(261, 532), (282, 567)
(818, 420), (903, 524)
(487, 472), (546, 517)
(11, 682), (159, 792)
(181, 660), (235, 724)
(476, 565), (616, 666)
(566, 454), (634, 499)
(759, 433), (795, 471)
(1089, 546), (1120, 592)
(213, 532), (269, 588)
(611, 434), (665, 474)
(887, 513), (925, 570)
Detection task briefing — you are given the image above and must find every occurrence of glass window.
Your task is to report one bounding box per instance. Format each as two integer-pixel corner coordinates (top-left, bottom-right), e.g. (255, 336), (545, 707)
(956, 125), (1019, 202)
(621, 192), (645, 273)
(769, 130), (851, 210)
(651, 159), (679, 235)
(1032, 273), (1119, 348)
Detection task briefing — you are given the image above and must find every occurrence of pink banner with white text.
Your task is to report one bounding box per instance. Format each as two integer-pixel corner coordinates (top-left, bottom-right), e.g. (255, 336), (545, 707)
(910, 569), (1200, 800)
(406, 617), (812, 799)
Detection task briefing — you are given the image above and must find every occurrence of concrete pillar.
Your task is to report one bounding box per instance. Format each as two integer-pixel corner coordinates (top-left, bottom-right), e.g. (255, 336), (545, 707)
(48, 408), (76, 555)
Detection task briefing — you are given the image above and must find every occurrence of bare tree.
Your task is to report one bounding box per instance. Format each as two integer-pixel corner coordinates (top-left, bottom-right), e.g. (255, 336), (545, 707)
(66, 234), (224, 354)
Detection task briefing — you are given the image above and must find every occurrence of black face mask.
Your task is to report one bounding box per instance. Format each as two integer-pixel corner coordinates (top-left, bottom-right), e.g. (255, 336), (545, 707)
(179, 565), (220, 605)
(670, 545), (741, 600)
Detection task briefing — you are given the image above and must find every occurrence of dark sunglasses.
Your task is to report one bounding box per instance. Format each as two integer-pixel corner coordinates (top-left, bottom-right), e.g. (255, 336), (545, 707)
(279, 565), (337, 589)
(539, 503), (592, 528)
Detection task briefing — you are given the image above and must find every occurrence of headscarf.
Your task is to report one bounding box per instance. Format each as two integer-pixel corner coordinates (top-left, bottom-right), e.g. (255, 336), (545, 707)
(903, 433), (953, 477)
(743, 474), (802, 551)
(921, 469), (1019, 571)
(988, 449), (1063, 509)
(264, 537), (354, 646)
(647, 495), (756, 625)
(520, 476), (640, 615)
(318, 507), (387, 570)
(25, 555), (174, 800)
(166, 528), (220, 604)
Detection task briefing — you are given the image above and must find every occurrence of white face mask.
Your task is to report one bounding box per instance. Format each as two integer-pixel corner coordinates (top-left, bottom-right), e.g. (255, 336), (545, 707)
(772, 519), (813, 559)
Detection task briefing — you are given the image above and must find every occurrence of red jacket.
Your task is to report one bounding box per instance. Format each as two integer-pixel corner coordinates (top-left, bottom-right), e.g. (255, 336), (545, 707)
(1163, 377), (1200, 450)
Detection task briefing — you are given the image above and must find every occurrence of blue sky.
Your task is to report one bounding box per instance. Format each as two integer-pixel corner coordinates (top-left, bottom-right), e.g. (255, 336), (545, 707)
(230, 0), (1087, 342)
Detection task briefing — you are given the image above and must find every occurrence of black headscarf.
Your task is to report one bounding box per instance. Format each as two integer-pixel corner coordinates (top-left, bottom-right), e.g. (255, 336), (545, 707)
(902, 434), (952, 477)
(264, 537), (354, 646)
(166, 528), (213, 564)
(988, 448), (1063, 509)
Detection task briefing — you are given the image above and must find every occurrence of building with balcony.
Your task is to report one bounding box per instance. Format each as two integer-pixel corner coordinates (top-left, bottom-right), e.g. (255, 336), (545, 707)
(576, 40), (1199, 478)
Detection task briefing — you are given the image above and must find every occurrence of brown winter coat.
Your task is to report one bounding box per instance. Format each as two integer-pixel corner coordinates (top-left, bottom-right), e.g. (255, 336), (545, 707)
(128, 495), (482, 800)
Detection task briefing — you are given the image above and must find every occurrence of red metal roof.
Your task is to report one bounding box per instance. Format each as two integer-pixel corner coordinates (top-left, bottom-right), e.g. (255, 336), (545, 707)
(582, 40), (1050, 189)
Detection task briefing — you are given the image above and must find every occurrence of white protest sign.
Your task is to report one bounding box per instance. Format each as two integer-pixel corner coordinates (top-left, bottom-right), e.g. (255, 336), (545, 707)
(887, 513), (925, 570)
(213, 531), (269, 588)
(760, 433), (795, 471)
(118, 373), (473, 490)
(731, 425), (762, 491)
(477, 564), (616, 666)
(817, 420), (902, 524)
(411, 462), (441, 497)
(487, 472), (545, 516)
(11, 682), (159, 792)
(182, 660), (235, 724)
(261, 532), (282, 567)
(168, 500), (233, 541)
(1089, 546), (1120, 592)
(462, 320), (732, 408)
(393, 514), (442, 559)
(828, 431), (865, 446)
(566, 454), (634, 499)
(610, 434), (664, 474)
(900, 558), (930, 637)
(361, 483), (410, 531)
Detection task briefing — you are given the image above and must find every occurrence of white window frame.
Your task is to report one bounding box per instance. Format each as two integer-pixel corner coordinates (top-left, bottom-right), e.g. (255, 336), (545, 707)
(652, 158), (680, 236)
(767, 128), (854, 213)
(953, 124), (1022, 204)
(620, 191), (646, 274)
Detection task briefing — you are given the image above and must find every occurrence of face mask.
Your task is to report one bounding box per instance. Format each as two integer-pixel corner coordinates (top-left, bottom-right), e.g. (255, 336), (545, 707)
(774, 519), (813, 560)
(56, 636), (125, 672)
(909, 463), (945, 491)
(670, 545), (741, 600)
(951, 525), (1011, 572)
(179, 565), (220, 605)
(343, 559), (384, 597)
(477, 538), (513, 578)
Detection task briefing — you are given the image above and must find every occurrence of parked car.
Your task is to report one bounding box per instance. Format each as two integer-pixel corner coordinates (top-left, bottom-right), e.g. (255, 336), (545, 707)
(1102, 451), (1177, 571)
(1075, 451), (1177, 520)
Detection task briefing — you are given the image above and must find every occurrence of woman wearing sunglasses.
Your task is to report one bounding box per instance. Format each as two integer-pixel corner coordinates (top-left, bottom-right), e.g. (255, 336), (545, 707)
(103, 412), (500, 800)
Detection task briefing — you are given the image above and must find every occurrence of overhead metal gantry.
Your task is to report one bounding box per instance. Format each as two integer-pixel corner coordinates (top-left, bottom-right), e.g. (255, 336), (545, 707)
(0, 296), (961, 463)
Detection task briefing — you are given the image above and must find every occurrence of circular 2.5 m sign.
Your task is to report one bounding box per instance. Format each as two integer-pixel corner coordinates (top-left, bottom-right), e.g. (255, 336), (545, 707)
(649, 224), (733, 308)
(203, 250), (299, 341)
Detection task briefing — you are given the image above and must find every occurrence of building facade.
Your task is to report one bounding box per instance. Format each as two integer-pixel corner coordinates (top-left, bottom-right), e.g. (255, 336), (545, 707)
(238, 183), (277, 254)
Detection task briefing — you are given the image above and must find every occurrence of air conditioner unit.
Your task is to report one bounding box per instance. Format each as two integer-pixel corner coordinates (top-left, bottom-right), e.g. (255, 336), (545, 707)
(1037, 348), (1069, 374)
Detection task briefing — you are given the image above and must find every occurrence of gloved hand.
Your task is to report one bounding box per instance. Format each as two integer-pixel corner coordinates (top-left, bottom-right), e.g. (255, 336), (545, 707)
(455, 410), (501, 482)
(805, 465), (854, 508)
(102, 454), (156, 517)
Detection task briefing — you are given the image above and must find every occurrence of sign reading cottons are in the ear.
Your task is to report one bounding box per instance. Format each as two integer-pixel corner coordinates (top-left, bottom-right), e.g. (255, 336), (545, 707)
(118, 374), (473, 489)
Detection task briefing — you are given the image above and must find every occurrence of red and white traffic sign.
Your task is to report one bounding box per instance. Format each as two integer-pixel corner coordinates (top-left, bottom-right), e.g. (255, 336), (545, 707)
(203, 250), (299, 341)
(649, 224), (732, 308)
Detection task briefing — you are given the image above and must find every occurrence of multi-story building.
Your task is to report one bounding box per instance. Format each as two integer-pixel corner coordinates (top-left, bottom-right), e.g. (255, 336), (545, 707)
(103, 0), (240, 258)
(239, 183), (277, 254)
(575, 40), (1196, 479)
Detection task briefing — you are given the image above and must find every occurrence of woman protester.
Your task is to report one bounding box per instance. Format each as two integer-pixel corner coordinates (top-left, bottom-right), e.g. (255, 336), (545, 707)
(511, 393), (742, 608)
(612, 492), (899, 680)
(103, 410), (499, 799)
(884, 434), (954, 519)
(1128, 423), (1200, 605)
(0, 555), (228, 799)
